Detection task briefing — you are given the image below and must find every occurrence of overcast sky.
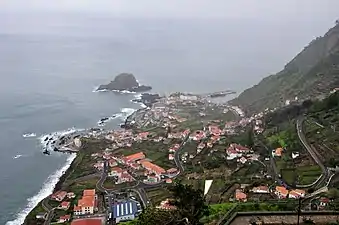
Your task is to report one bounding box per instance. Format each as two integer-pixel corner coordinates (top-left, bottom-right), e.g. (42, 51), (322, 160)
(1, 0), (339, 20)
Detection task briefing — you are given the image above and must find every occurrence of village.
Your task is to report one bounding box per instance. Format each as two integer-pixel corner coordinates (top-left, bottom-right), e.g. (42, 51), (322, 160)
(29, 92), (335, 225)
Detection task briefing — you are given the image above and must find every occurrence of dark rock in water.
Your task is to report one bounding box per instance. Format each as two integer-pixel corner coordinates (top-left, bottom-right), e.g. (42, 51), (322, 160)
(43, 149), (50, 155)
(97, 73), (152, 92)
(100, 117), (109, 122)
(44, 137), (48, 142)
(53, 147), (59, 152)
(52, 140), (56, 144)
(130, 85), (152, 92)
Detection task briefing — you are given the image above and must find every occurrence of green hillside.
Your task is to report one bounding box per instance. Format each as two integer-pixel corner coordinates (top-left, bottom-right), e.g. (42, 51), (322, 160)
(230, 23), (339, 114)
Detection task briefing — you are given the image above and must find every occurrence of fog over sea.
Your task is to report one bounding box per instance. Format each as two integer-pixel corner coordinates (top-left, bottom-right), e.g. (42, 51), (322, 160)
(0, 12), (324, 224)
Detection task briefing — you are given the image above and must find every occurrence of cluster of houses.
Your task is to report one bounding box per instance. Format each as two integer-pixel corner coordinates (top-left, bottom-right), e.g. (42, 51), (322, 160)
(225, 143), (258, 164)
(233, 184), (308, 202)
(274, 186), (306, 199)
(45, 189), (103, 224)
(93, 151), (179, 184)
(272, 147), (300, 159)
(50, 191), (76, 223)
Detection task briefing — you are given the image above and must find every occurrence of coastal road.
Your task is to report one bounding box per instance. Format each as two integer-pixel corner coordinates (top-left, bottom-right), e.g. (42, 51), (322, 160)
(296, 118), (328, 188)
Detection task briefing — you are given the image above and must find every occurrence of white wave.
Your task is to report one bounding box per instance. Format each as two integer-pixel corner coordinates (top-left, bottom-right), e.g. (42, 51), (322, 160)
(13, 154), (22, 159)
(92, 86), (108, 93)
(96, 113), (123, 127)
(134, 93), (142, 99)
(6, 154), (77, 225)
(131, 94), (147, 109)
(92, 86), (137, 94)
(39, 127), (84, 151)
(121, 107), (136, 115)
(120, 108), (137, 121)
(120, 90), (136, 94)
(140, 102), (148, 108)
(23, 133), (36, 138)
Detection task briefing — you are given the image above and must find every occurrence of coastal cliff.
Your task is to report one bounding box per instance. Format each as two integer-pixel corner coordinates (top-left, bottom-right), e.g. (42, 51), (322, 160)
(230, 23), (339, 114)
(97, 73), (152, 92)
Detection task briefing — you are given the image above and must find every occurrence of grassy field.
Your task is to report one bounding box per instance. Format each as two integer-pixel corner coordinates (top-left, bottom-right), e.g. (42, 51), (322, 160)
(146, 188), (172, 205)
(66, 178), (98, 196)
(281, 165), (322, 185)
(67, 138), (112, 180)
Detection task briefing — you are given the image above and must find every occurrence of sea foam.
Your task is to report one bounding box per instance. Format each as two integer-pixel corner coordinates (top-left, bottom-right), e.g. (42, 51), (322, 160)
(6, 154), (76, 225)
(39, 127), (84, 151)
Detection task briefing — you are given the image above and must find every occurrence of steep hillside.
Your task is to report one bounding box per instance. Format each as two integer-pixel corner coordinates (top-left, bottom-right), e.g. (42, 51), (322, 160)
(230, 23), (339, 114)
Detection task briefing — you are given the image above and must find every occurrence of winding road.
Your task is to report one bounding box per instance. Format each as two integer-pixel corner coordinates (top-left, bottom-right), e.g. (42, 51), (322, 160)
(296, 118), (328, 188)
(95, 133), (189, 210)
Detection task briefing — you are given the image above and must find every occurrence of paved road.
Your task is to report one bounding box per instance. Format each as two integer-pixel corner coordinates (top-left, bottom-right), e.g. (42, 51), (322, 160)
(41, 197), (54, 225)
(296, 118), (328, 188)
(96, 134), (190, 209)
(257, 139), (280, 180)
(174, 135), (189, 174)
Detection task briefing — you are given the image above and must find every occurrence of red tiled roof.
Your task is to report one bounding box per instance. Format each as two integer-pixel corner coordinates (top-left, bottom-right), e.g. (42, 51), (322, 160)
(71, 218), (102, 225)
(83, 189), (95, 197)
(74, 205), (81, 211)
(141, 161), (166, 174)
(167, 168), (178, 173)
(111, 167), (123, 173)
(138, 132), (149, 137)
(276, 186), (289, 196)
(125, 152), (145, 162)
(231, 144), (249, 151)
(78, 196), (95, 208)
(60, 215), (71, 220)
(235, 190), (247, 200)
(61, 201), (70, 208)
(51, 191), (67, 200)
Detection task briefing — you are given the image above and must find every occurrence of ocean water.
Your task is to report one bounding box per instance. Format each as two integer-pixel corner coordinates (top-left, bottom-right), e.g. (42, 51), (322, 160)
(0, 12), (313, 224)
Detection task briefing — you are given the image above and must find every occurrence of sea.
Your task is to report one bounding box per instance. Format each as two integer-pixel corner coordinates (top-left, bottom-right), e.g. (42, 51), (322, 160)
(0, 12), (314, 224)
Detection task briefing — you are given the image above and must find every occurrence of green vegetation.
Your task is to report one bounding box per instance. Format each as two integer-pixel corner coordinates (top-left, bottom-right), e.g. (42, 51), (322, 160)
(230, 23), (339, 114)
(67, 178), (98, 196)
(67, 138), (111, 180)
(24, 202), (45, 225)
(200, 203), (235, 224)
(266, 122), (300, 151)
(134, 183), (209, 225)
(146, 188), (172, 205)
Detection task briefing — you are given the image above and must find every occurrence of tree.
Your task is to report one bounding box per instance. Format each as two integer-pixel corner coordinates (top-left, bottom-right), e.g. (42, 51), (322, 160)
(135, 207), (173, 225)
(169, 182), (209, 225)
(327, 188), (339, 199)
(136, 182), (209, 225)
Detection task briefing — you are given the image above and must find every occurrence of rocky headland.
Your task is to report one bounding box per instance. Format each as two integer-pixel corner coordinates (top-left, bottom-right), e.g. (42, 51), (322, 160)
(97, 73), (152, 92)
